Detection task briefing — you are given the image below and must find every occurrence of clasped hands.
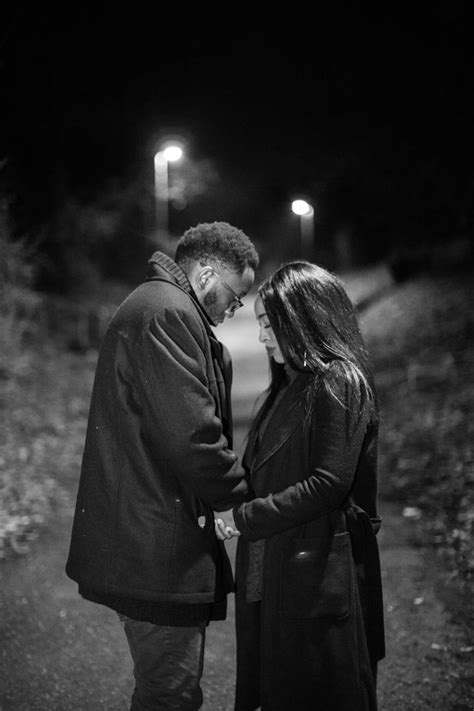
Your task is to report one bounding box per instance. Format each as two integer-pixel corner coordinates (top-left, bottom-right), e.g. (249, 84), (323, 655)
(214, 509), (241, 540)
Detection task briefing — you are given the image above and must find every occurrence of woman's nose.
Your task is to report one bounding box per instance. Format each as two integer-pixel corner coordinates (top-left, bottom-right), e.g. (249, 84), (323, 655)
(258, 328), (268, 343)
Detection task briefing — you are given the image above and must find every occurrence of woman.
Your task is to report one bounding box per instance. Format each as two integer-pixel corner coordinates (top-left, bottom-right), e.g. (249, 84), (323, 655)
(218, 261), (385, 710)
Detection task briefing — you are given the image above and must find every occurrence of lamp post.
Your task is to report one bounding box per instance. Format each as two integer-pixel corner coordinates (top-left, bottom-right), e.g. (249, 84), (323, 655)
(291, 198), (315, 260)
(154, 144), (183, 241)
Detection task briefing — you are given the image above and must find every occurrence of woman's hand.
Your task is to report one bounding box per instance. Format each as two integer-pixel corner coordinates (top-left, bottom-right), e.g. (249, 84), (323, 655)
(214, 510), (241, 540)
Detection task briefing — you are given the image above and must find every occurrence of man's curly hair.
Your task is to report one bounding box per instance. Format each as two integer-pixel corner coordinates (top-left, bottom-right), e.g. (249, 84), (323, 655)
(175, 222), (259, 274)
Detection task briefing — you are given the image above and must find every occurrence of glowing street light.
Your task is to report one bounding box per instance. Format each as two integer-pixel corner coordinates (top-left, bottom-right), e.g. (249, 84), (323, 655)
(154, 143), (184, 240)
(162, 145), (183, 162)
(291, 198), (315, 259)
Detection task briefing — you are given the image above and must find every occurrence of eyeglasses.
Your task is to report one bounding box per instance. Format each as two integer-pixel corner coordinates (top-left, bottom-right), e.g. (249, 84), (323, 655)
(212, 270), (244, 313)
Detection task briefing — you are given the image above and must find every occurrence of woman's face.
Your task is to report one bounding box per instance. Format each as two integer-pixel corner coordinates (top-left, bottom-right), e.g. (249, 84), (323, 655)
(254, 295), (286, 364)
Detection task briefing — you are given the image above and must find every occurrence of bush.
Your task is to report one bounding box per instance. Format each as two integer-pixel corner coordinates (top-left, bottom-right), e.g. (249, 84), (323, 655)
(0, 200), (69, 558)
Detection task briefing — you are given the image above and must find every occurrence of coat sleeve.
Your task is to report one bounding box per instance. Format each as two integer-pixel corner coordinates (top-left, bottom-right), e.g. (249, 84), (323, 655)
(139, 303), (248, 509)
(234, 375), (370, 540)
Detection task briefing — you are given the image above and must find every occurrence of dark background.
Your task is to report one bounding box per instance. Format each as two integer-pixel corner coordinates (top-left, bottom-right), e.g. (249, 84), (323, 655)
(2, 5), (473, 292)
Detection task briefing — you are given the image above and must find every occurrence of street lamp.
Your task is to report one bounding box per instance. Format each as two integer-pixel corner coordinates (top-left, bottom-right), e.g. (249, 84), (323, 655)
(291, 198), (315, 260)
(154, 143), (184, 241)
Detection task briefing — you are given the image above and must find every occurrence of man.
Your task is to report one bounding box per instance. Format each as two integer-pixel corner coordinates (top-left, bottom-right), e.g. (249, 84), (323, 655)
(65, 222), (258, 710)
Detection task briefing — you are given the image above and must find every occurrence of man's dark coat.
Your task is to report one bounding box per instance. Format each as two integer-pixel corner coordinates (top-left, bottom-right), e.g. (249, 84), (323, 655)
(66, 253), (247, 605)
(233, 367), (385, 711)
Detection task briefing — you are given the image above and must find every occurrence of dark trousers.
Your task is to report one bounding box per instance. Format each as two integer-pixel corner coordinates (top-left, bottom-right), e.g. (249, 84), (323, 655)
(118, 614), (206, 711)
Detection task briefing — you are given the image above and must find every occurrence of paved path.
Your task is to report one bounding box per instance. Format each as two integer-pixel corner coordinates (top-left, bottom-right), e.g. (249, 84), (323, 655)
(2, 496), (471, 709)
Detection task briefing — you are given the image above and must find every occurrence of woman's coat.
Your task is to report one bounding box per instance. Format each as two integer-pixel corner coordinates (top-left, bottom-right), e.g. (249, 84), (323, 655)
(233, 367), (385, 711)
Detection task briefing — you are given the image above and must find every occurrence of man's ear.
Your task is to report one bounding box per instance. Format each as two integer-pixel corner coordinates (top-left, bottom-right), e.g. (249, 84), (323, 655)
(197, 266), (214, 290)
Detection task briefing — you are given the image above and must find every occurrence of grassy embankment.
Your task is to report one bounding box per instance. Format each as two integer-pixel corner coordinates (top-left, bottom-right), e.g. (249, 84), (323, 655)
(360, 271), (474, 584)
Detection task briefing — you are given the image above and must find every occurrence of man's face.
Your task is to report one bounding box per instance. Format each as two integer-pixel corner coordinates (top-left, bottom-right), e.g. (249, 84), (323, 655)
(200, 265), (255, 325)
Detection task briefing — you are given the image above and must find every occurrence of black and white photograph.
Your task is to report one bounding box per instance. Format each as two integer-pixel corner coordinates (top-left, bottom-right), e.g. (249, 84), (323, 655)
(1, 5), (473, 710)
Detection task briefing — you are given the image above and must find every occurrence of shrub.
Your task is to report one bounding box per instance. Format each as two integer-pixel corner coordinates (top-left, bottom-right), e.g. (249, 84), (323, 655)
(0, 198), (67, 558)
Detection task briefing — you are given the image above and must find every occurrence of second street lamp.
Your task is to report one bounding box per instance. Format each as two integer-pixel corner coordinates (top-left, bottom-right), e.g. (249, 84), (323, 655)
(154, 144), (183, 241)
(291, 198), (315, 260)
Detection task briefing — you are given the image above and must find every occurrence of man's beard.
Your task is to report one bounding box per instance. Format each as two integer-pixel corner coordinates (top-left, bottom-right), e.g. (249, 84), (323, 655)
(203, 286), (219, 323)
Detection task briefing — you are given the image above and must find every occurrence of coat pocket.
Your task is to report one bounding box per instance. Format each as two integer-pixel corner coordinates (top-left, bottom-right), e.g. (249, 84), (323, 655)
(280, 532), (354, 620)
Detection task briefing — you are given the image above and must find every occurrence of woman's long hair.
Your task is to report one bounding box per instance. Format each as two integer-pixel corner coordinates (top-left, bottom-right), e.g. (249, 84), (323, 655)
(254, 261), (377, 427)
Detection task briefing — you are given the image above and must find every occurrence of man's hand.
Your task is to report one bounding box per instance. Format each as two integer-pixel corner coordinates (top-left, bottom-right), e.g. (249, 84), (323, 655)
(214, 509), (241, 540)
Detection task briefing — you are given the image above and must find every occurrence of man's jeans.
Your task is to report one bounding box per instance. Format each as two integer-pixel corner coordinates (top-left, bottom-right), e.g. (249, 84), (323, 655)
(118, 614), (206, 711)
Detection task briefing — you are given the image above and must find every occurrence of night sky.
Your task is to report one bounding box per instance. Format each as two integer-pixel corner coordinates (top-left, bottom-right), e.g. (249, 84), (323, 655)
(2, 5), (473, 274)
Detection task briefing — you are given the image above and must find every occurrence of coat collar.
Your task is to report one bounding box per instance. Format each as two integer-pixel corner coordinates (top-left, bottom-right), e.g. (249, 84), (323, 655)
(147, 250), (192, 292)
(146, 249), (231, 398)
(250, 372), (312, 473)
(146, 251), (215, 329)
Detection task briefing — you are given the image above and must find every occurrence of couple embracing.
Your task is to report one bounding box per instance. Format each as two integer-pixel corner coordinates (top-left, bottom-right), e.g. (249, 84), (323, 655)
(66, 221), (384, 711)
